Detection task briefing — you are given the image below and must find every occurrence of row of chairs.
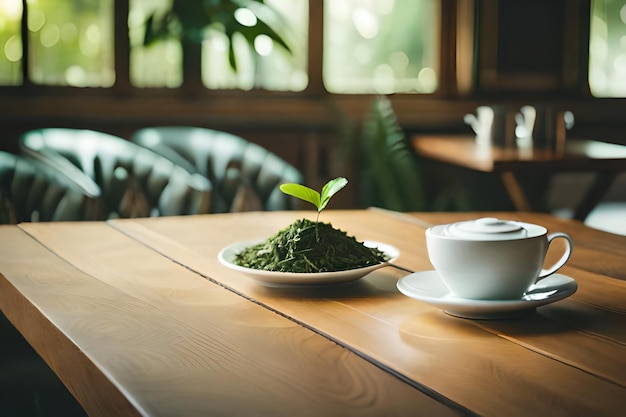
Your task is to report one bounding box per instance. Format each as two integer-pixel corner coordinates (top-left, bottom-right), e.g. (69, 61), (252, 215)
(1, 127), (303, 224)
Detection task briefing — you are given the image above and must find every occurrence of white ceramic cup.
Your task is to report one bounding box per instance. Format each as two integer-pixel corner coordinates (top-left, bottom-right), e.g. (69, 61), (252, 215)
(515, 105), (575, 150)
(464, 105), (511, 148)
(425, 217), (573, 300)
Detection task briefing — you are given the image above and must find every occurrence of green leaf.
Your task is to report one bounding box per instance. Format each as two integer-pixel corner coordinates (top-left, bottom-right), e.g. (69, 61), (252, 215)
(319, 177), (348, 211)
(358, 96), (425, 211)
(233, 18), (292, 53)
(279, 183), (321, 211)
(280, 178), (347, 212)
(227, 32), (238, 71)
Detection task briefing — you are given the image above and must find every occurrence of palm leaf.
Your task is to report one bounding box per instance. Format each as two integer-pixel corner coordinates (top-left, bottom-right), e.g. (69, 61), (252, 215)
(359, 96), (426, 212)
(232, 18), (292, 53)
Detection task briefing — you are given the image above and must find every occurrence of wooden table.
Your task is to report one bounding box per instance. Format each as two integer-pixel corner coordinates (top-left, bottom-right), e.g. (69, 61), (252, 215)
(1, 209), (625, 416)
(412, 135), (626, 220)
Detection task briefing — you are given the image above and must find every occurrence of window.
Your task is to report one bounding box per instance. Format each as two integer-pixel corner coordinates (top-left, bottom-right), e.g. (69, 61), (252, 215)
(1, 1), (438, 94)
(128, 0), (309, 91)
(199, 0), (309, 91)
(129, 0), (182, 88)
(589, 0), (626, 97)
(28, 0), (114, 87)
(323, 0), (438, 94)
(0, 0), (22, 85)
(0, 0), (116, 87)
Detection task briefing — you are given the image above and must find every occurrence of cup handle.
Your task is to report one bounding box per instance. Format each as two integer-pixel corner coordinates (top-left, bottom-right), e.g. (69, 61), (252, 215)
(463, 113), (480, 134)
(537, 232), (573, 281)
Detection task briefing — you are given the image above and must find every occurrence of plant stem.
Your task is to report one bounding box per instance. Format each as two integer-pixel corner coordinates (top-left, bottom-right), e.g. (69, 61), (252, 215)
(315, 211), (320, 241)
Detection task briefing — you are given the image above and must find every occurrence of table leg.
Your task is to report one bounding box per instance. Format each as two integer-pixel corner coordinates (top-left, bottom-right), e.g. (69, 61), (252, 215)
(500, 172), (532, 212)
(573, 171), (618, 221)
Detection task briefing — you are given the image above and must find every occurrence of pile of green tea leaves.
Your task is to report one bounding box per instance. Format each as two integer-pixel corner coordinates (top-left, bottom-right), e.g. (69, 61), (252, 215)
(234, 218), (389, 273)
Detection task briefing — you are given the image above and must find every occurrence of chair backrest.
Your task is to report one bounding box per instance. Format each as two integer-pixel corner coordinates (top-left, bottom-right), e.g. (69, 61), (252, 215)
(19, 128), (212, 219)
(131, 126), (304, 213)
(0, 151), (100, 223)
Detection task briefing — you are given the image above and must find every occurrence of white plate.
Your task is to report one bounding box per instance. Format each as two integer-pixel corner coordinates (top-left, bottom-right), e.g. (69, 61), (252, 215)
(218, 240), (400, 287)
(397, 271), (577, 319)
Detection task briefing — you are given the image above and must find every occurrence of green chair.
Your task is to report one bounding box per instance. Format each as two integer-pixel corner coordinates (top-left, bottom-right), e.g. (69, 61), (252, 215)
(0, 151), (100, 223)
(19, 128), (212, 219)
(131, 126), (304, 212)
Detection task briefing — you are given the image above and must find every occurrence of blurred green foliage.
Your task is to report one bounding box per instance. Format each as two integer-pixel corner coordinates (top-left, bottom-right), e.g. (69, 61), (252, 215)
(143, 0), (292, 72)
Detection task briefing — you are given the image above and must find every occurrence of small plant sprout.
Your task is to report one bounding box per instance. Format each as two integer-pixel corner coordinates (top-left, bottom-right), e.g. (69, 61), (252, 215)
(280, 177), (348, 239)
(280, 177), (347, 218)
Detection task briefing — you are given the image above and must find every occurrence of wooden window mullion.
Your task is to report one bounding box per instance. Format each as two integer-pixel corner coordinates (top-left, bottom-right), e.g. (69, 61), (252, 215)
(306, 0), (325, 94)
(114, 0), (131, 94)
(20, 0), (31, 88)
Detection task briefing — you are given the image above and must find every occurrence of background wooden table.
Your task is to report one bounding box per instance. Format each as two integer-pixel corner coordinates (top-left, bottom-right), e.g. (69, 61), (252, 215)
(412, 135), (626, 220)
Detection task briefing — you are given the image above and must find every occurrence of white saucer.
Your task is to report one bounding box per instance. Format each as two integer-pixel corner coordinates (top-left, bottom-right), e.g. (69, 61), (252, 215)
(397, 271), (577, 319)
(218, 240), (400, 287)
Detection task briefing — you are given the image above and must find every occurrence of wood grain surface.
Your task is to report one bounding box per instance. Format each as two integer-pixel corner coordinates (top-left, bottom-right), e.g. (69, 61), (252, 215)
(100, 210), (626, 417)
(0, 222), (465, 417)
